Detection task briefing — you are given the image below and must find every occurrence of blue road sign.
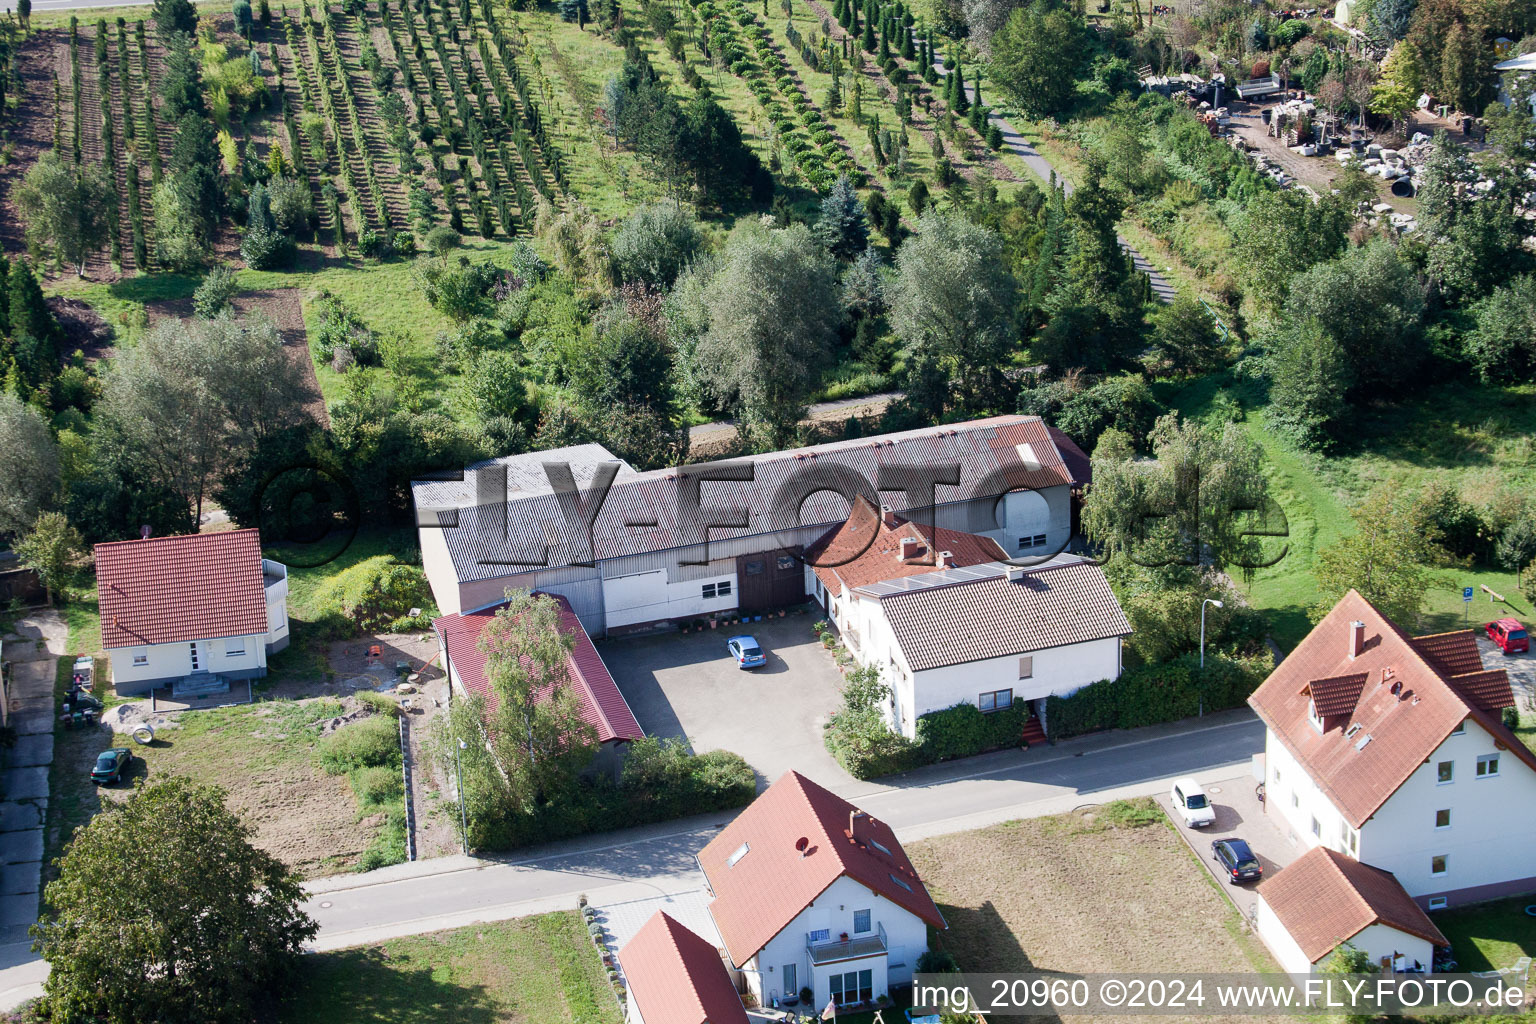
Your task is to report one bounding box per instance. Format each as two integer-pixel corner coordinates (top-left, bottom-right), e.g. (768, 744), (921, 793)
(1464, 587), (1475, 602)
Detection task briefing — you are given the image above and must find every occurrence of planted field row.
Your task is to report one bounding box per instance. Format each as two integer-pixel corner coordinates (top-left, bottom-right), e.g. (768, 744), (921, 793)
(696, 0), (857, 192)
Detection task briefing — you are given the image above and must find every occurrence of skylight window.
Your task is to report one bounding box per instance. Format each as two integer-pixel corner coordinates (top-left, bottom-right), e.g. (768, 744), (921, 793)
(1354, 733), (1373, 751)
(1345, 723), (1362, 739)
(889, 873), (913, 892)
(727, 842), (749, 867)
(869, 839), (892, 856)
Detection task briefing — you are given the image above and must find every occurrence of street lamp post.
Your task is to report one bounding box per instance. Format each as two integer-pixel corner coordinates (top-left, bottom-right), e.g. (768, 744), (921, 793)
(1199, 598), (1224, 717)
(455, 738), (469, 856)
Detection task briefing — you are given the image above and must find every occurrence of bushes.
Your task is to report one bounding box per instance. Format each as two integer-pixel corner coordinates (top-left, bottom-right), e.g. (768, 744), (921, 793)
(307, 555), (433, 637)
(1045, 653), (1268, 740)
(355, 690), (402, 718)
(192, 265), (239, 319)
(824, 665), (1034, 780)
(463, 738), (756, 851)
(317, 715), (401, 775)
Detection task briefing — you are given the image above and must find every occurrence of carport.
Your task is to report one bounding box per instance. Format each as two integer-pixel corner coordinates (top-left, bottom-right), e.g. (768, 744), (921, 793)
(597, 613), (851, 788)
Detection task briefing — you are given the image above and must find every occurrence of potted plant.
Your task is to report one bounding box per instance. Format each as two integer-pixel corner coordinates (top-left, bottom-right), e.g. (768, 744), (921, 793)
(800, 986), (814, 1006)
(840, 931), (849, 942)
(813, 620), (828, 635)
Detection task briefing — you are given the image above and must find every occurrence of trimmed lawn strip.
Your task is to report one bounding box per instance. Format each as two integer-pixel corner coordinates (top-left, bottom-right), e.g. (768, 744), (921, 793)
(284, 911), (622, 1024)
(1434, 896), (1536, 974)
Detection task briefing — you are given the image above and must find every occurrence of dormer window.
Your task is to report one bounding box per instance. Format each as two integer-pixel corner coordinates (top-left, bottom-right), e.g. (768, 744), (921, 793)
(1307, 700), (1324, 733)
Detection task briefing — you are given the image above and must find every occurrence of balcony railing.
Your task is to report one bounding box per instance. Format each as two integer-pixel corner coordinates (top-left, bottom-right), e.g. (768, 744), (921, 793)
(806, 922), (888, 965)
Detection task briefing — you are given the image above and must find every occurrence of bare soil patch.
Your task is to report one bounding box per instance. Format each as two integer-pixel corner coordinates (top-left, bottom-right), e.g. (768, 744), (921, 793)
(908, 799), (1276, 1024)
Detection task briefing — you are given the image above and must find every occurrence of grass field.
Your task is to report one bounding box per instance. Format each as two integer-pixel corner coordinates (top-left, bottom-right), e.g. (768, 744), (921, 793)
(907, 798), (1276, 1022)
(283, 912), (622, 1024)
(1434, 896), (1536, 974)
(1162, 374), (1536, 651)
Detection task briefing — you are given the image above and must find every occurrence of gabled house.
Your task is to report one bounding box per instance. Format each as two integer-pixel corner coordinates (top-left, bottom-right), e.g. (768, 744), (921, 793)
(697, 771), (945, 1012)
(806, 499), (1129, 738)
(619, 911), (749, 1024)
(1248, 589), (1536, 970)
(433, 591), (644, 775)
(95, 529), (289, 698)
(413, 416), (1078, 635)
(1255, 846), (1448, 975)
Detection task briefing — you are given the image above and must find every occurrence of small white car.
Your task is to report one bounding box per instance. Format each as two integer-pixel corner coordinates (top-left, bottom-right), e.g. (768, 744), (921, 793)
(1170, 777), (1215, 828)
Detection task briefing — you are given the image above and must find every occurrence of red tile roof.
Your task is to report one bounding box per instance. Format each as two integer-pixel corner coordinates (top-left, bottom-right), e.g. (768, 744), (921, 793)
(804, 496), (1010, 593)
(434, 593), (643, 744)
(871, 557), (1131, 672)
(620, 911), (748, 1024)
(698, 771), (946, 967)
(96, 529), (270, 649)
(1307, 674), (1369, 718)
(1248, 590), (1535, 828)
(1410, 631), (1485, 677)
(1257, 847), (1447, 963)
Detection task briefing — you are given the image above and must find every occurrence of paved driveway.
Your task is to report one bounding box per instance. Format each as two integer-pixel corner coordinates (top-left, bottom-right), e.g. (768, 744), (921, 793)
(1473, 629), (1535, 711)
(597, 613), (849, 788)
(1159, 771), (1300, 922)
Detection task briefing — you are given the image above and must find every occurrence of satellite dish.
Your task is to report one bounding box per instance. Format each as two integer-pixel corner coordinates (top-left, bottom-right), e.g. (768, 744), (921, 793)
(140, 525), (152, 540)
(795, 837), (810, 852)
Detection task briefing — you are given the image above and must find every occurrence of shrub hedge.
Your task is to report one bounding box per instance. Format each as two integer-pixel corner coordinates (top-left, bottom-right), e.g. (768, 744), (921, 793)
(825, 697), (1031, 780)
(466, 737), (756, 851)
(1044, 653), (1269, 740)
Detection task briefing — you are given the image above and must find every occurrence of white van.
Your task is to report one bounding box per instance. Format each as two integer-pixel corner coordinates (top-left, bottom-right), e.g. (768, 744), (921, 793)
(1170, 777), (1215, 828)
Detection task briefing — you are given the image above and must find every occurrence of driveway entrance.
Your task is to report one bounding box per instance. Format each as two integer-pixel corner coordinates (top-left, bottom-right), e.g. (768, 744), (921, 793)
(598, 612), (849, 788)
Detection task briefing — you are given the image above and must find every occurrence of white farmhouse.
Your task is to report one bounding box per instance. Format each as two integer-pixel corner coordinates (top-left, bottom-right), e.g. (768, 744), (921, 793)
(1248, 589), (1536, 970)
(697, 771), (945, 1013)
(412, 417), (1080, 636)
(805, 497), (1129, 739)
(95, 529), (289, 698)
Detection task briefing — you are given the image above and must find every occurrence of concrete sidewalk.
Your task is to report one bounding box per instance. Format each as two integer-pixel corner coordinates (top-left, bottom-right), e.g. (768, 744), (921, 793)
(0, 611), (65, 949)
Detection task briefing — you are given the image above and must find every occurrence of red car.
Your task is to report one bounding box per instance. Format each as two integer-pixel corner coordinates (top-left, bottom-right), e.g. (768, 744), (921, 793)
(1486, 618), (1529, 655)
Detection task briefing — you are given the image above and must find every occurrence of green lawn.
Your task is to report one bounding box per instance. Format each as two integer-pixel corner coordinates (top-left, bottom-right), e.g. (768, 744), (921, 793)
(1433, 896), (1536, 974)
(1163, 374), (1536, 651)
(283, 912), (622, 1024)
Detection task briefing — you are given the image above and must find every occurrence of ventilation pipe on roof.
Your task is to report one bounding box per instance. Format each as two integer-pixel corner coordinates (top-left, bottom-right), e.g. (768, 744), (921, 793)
(1349, 621), (1366, 660)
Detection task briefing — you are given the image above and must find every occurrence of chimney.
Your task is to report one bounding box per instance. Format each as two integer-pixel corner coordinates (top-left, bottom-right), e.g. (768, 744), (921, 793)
(849, 810), (867, 841)
(1007, 566), (1027, 583)
(899, 537), (920, 562)
(1349, 621), (1366, 660)
(880, 504), (898, 530)
(939, 550), (955, 568)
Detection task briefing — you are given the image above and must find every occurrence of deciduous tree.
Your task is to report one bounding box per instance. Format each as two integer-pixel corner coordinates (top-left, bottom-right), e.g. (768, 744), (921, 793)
(1313, 482), (1436, 626)
(0, 395), (59, 537)
(13, 511), (82, 602)
(694, 224), (842, 449)
(990, 0), (1086, 118)
(13, 151), (114, 277)
(33, 778), (315, 1024)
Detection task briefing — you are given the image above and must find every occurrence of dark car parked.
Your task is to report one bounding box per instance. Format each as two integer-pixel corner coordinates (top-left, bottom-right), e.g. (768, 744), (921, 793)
(1211, 837), (1263, 884)
(91, 748), (131, 785)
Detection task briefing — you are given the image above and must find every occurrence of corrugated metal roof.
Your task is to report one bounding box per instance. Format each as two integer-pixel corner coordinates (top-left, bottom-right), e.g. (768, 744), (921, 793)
(434, 592), (643, 743)
(422, 416), (1075, 583)
(96, 530), (270, 649)
(411, 443), (633, 510)
(872, 557), (1131, 671)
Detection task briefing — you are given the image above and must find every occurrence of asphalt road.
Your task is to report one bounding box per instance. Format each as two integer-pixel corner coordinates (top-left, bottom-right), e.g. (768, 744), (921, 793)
(0, 709), (1262, 1007)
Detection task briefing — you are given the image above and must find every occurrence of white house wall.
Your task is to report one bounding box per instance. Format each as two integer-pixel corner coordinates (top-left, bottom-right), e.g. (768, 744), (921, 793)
(1254, 896), (1314, 976)
(603, 565), (740, 629)
(905, 637), (1123, 723)
(108, 633), (268, 694)
(1360, 719), (1536, 905)
(420, 524), (461, 615)
(1265, 732), (1354, 856)
(739, 874), (929, 1009)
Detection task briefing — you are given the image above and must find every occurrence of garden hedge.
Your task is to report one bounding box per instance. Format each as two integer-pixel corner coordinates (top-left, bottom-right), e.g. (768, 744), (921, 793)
(1044, 653), (1269, 740)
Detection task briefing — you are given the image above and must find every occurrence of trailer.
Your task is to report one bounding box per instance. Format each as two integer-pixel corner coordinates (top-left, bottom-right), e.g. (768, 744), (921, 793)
(1236, 74), (1282, 99)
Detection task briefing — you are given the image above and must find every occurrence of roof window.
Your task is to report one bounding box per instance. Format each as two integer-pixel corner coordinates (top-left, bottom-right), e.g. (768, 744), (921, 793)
(727, 842), (749, 867)
(889, 873), (913, 892)
(869, 838), (892, 856)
